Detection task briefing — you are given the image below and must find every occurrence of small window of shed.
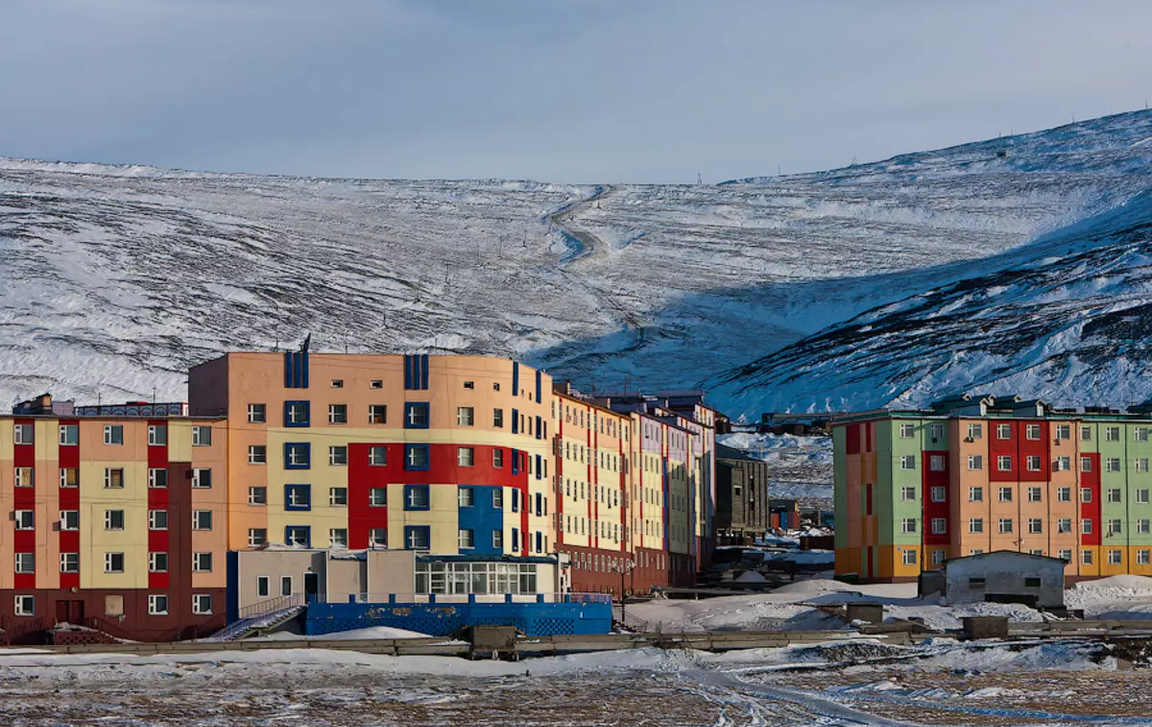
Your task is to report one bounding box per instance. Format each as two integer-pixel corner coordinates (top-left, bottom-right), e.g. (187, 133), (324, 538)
(1024, 577), (1041, 588)
(968, 578), (985, 587)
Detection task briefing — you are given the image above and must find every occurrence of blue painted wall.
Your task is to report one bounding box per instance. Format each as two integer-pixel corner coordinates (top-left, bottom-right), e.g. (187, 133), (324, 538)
(457, 485), (503, 555)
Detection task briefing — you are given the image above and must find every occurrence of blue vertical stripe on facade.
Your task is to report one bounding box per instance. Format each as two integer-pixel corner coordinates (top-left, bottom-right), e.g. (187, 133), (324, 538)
(663, 459), (670, 552)
(404, 355), (413, 389)
(535, 454), (542, 480)
(284, 351), (310, 388)
(404, 354), (430, 389)
(301, 350), (309, 388)
(512, 409), (519, 434)
(284, 352), (294, 388)
(512, 362), (519, 396)
(457, 485), (503, 555)
(511, 449), (520, 475)
(226, 551), (239, 623)
(421, 354), (429, 389)
(535, 370), (542, 403)
(535, 416), (542, 440)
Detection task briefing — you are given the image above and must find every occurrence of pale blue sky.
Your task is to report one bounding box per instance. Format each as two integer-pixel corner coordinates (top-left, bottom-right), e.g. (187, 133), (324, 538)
(4, 0), (1152, 183)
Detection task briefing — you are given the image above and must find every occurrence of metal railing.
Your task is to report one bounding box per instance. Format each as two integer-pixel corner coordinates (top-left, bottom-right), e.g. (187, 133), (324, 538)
(336, 592), (612, 605)
(238, 593), (306, 620)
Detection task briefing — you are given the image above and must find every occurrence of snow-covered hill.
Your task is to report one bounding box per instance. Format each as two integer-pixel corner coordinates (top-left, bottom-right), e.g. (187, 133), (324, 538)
(5, 110), (1152, 413)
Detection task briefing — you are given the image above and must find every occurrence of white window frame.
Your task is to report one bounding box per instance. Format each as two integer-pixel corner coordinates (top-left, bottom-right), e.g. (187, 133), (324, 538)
(329, 446), (348, 466)
(192, 594), (213, 615)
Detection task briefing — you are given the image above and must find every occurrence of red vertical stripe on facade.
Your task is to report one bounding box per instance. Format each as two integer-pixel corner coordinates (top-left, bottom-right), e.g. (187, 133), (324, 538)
(13, 418), (35, 588)
(58, 421), (80, 589)
(922, 451), (950, 545)
(1081, 452), (1102, 546)
(846, 424), (861, 455)
(147, 421), (169, 589)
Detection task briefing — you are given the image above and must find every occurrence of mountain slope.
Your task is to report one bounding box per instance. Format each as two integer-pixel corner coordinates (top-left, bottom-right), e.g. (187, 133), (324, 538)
(3, 111), (1152, 410)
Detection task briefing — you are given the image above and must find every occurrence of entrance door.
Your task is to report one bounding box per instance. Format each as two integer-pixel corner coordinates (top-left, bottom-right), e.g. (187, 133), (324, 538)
(55, 600), (84, 625)
(304, 572), (320, 603)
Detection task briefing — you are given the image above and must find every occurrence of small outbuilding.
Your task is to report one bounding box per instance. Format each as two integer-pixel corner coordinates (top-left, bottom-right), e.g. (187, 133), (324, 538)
(942, 551), (1065, 609)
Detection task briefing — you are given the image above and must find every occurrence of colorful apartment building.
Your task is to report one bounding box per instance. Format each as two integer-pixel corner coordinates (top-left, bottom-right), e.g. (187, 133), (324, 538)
(0, 396), (227, 641)
(834, 394), (1152, 582)
(0, 351), (718, 641)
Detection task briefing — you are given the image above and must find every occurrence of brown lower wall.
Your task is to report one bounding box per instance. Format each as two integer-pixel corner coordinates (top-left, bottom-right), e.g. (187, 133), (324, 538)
(0, 588), (227, 643)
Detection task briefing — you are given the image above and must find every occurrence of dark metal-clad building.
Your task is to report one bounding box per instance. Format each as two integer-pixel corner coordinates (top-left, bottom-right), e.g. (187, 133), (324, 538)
(715, 444), (771, 545)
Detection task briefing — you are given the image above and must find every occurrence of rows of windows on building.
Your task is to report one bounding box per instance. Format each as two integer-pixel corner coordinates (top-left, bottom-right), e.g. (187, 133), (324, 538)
(12, 593), (214, 617)
(895, 546), (1152, 568)
(896, 422), (1152, 442)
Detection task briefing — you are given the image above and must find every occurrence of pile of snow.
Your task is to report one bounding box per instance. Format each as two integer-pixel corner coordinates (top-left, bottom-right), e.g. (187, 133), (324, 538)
(1066, 574), (1152, 618)
(248, 625), (437, 641)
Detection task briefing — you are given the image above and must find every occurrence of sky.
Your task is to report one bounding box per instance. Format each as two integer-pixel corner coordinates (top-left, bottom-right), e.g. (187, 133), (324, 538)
(3, 0), (1152, 184)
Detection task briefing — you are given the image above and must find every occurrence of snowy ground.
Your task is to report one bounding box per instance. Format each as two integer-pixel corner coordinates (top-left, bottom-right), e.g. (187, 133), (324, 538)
(0, 639), (1145, 725)
(628, 574), (1152, 634)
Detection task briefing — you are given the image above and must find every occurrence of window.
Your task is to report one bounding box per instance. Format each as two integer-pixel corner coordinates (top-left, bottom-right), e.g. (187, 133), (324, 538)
(149, 552), (168, 573)
(327, 446), (348, 466)
(997, 455), (1012, 472)
(1082, 487), (1093, 503)
(1026, 424), (1041, 440)
(929, 455), (946, 472)
(493, 449), (505, 468)
(1024, 577), (1042, 588)
(246, 486), (267, 506)
(1109, 549), (1123, 565)
(967, 454), (983, 470)
(405, 526), (431, 550)
(103, 425), (123, 445)
(58, 424), (78, 445)
(928, 424), (944, 441)
(285, 401), (310, 427)
(1108, 488), (1122, 503)
(463, 380), (474, 390)
(493, 408), (504, 428)
(60, 553), (78, 573)
(902, 549), (917, 565)
(148, 510), (168, 530)
(192, 594), (213, 615)
(1139, 459), (1150, 473)
(148, 595), (169, 615)
(493, 530), (504, 549)
(458, 447), (475, 467)
(900, 486), (916, 501)
(148, 468), (168, 487)
(1139, 519), (1151, 534)
(331, 379), (344, 388)
(59, 467), (78, 488)
(900, 518), (917, 534)
(932, 549), (946, 566)
(248, 403), (266, 423)
(248, 528), (267, 547)
(104, 510), (125, 530)
(1107, 426), (1120, 442)
(1140, 550), (1152, 566)
(459, 528), (475, 549)
(104, 468), (124, 489)
(457, 407), (474, 426)
(257, 576), (270, 598)
(405, 444), (430, 470)
(1056, 456), (1071, 471)
(1081, 425), (1092, 441)
(899, 423), (915, 438)
(900, 455), (916, 470)
(1138, 428), (1151, 442)
(968, 486), (984, 503)
(998, 518), (1013, 534)
(405, 485), (430, 510)
(1108, 518), (1122, 536)
(997, 423), (1012, 440)
(493, 488), (504, 509)
(1056, 424), (1071, 440)
(368, 404), (387, 424)
(931, 518), (946, 534)
(192, 510), (213, 530)
(328, 404), (347, 424)
(998, 487), (1013, 502)
(1028, 486), (1042, 502)
(1057, 486), (1072, 502)
(1107, 457), (1121, 472)
(1082, 549), (1094, 565)
(285, 526), (310, 547)
(404, 402), (430, 428)
(1081, 456), (1093, 472)
(930, 486), (946, 503)
(248, 446), (267, 465)
(967, 423), (982, 440)
(969, 518), (984, 534)
(192, 468), (212, 488)
(281, 576), (293, 596)
(1058, 518), (1072, 533)
(369, 529), (388, 547)
(368, 445), (387, 466)
(148, 425), (167, 446)
(1058, 549), (1072, 562)
(285, 443), (310, 469)
(1026, 456), (1042, 472)
(60, 510), (79, 531)
(285, 485), (311, 510)
(13, 510), (33, 530)
(1028, 518), (1043, 534)
(329, 529), (348, 547)
(192, 425), (212, 446)
(969, 577), (986, 587)
(105, 552), (124, 573)
(14, 553), (34, 573)
(458, 487), (475, 507)
(1082, 519), (1093, 534)
(14, 467), (34, 487)
(1139, 489), (1151, 504)
(369, 487), (387, 506)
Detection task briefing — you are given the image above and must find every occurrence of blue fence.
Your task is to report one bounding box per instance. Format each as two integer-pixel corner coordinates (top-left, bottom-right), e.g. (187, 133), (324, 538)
(305, 594), (612, 637)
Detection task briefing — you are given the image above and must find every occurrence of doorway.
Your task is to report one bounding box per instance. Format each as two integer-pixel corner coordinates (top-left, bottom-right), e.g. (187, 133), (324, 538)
(55, 600), (84, 625)
(304, 572), (320, 603)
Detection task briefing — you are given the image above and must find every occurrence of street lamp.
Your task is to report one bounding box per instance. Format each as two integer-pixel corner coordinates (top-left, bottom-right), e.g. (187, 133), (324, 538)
(614, 559), (636, 627)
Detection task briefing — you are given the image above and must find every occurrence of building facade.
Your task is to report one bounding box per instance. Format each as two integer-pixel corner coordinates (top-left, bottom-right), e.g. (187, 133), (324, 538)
(835, 395), (1152, 582)
(715, 443), (772, 545)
